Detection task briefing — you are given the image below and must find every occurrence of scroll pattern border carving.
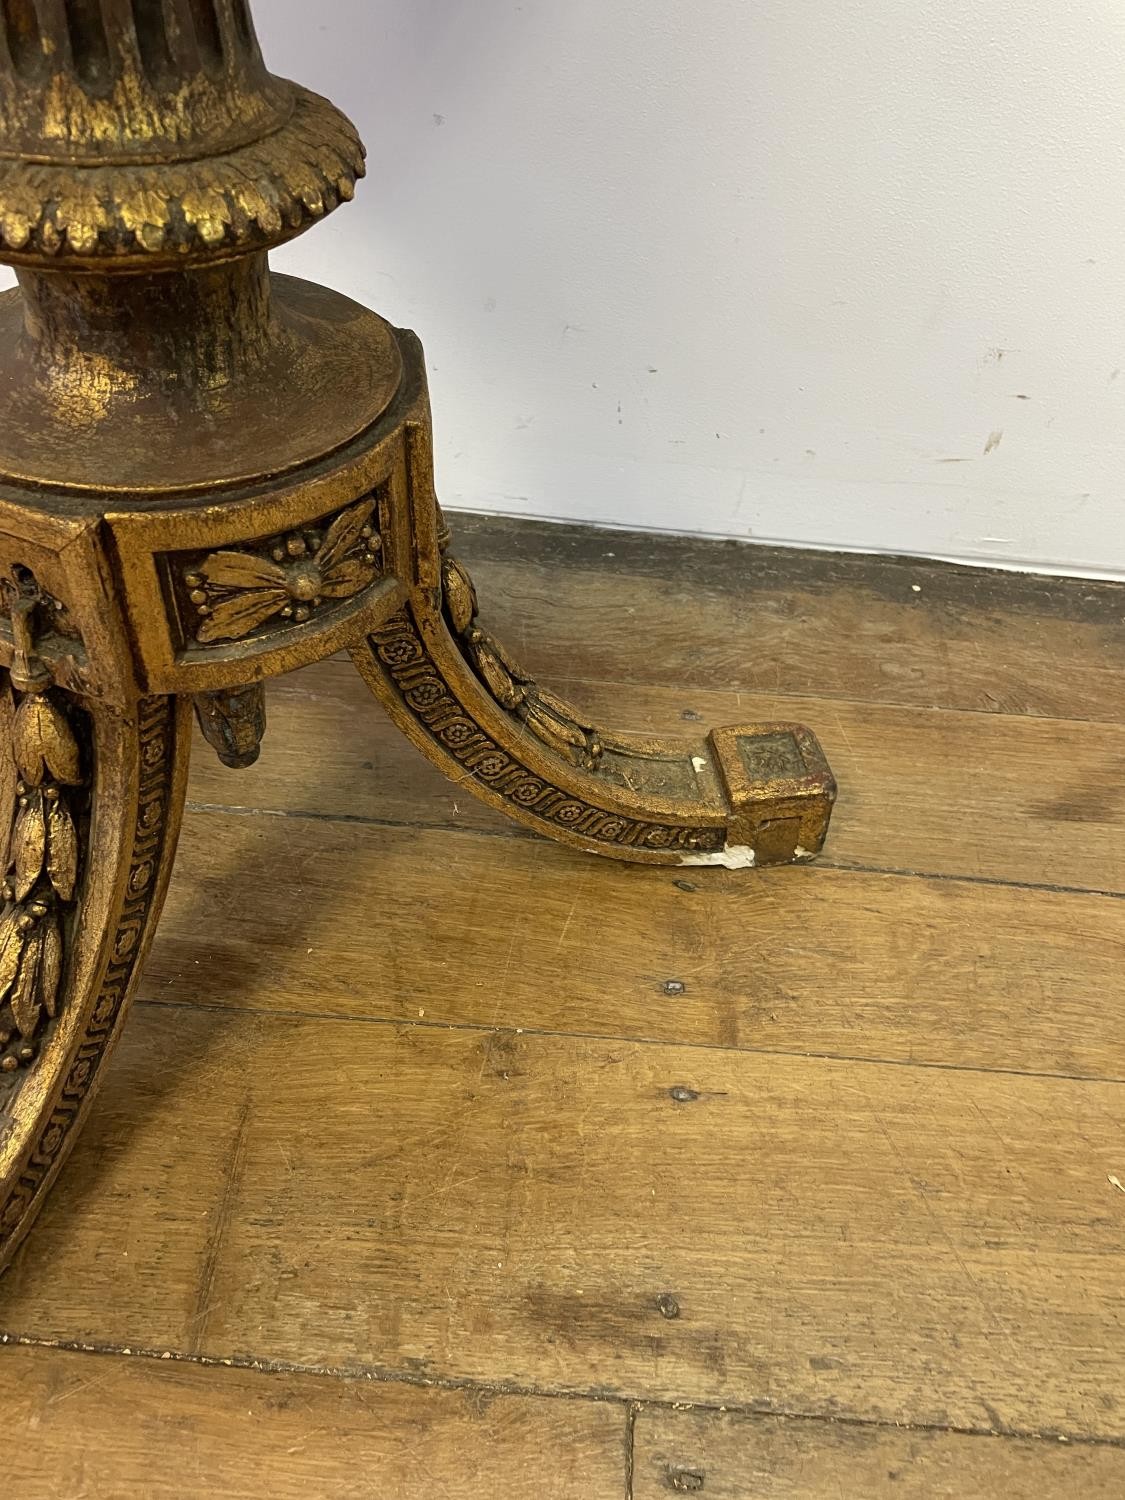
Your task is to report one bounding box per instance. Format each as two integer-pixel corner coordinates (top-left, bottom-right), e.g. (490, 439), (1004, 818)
(369, 608), (725, 856)
(0, 697), (179, 1254)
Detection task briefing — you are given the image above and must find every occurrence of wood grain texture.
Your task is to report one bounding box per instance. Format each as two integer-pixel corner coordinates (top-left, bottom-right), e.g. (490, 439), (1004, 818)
(2, 523), (1123, 1493)
(447, 516), (1125, 723)
(3, 1008), (1123, 1440)
(146, 809), (1125, 1080)
(0, 1343), (624, 1500)
(184, 657), (1125, 895)
(632, 1408), (1125, 1499)
(0, 1009), (247, 1348)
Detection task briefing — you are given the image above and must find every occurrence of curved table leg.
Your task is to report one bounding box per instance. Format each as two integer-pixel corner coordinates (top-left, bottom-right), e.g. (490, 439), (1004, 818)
(0, 679), (190, 1266)
(352, 507), (836, 868)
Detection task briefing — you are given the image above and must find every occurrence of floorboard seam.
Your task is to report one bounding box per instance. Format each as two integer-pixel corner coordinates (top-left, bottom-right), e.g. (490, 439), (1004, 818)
(2, 1332), (1122, 1451)
(133, 996), (1125, 1087)
(513, 676), (1125, 732)
(818, 859), (1125, 902)
(624, 1402), (638, 1500)
(181, 802), (1125, 901)
(184, 801), (538, 843)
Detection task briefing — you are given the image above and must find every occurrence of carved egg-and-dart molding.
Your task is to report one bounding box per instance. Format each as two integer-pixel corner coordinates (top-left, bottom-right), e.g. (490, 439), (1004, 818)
(184, 496), (384, 645)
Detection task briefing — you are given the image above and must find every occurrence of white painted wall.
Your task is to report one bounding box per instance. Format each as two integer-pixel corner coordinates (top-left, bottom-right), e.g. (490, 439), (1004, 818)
(8, 1), (1125, 575)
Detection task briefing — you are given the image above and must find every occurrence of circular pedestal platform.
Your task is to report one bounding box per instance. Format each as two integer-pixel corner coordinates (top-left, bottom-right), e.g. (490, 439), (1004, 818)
(0, 274), (403, 505)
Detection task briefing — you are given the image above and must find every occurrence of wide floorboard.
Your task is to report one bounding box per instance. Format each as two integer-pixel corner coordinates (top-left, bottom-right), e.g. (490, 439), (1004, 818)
(2, 518), (1122, 1497)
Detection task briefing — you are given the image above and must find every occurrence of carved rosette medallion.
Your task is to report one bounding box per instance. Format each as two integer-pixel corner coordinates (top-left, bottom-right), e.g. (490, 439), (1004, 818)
(183, 496), (384, 644)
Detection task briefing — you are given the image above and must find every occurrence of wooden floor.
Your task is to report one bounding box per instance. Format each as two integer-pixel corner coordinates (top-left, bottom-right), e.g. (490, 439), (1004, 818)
(2, 517), (1123, 1498)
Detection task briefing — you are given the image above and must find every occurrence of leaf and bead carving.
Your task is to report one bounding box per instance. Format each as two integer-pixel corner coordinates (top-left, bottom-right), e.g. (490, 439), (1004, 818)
(441, 554), (605, 772)
(0, 592), (86, 1077)
(185, 497), (384, 645)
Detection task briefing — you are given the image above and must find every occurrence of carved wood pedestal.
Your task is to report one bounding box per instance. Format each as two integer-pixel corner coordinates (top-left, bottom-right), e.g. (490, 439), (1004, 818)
(0, 0), (836, 1271)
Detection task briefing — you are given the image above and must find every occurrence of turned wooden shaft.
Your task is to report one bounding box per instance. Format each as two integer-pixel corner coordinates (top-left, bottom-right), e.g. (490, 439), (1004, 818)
(16, 254), (276, 396)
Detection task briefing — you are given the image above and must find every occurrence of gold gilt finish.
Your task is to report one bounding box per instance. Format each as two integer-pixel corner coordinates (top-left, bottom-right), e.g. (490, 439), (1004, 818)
(0, 0), (836, 1269)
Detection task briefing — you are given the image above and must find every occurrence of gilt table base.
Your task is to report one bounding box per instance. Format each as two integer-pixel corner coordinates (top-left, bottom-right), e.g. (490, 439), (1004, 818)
(0, 0), (835, 1272)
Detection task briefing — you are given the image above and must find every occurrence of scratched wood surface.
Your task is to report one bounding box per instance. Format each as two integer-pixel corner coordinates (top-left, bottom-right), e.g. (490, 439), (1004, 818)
(1, 518), (1123, 1498)
(149, 816), (1124, 1078)
(632, 1408), (1125, 1498)
(5, 1007), (1124, 1436)
(0, 1344), (622, 1500)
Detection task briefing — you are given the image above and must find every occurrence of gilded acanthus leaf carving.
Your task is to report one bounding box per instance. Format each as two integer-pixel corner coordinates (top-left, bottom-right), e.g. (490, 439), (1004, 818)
(440, 554), (605, 772)
(186, 496), (384, 645)
(0, 84), (365, 267)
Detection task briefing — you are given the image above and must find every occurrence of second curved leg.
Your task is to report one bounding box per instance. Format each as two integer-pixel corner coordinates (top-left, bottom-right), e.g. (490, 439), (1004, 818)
(353, 508), (836, 869)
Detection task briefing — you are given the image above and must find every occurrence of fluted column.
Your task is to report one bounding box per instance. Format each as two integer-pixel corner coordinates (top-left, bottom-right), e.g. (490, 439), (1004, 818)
(0, 0), (364, 264)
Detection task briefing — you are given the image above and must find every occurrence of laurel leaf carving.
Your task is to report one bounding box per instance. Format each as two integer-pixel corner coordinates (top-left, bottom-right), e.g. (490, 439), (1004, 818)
(319, 558), (375, 598)
(12, 792), (46, 902)
(0, 910), (25, 1005)
(46, 795), (78, 903)
(13, 697), (81, 787)
(441, 551), (605, 772)
(443, 557), (478, 636)
(195, 589), (289, 644)
(317, 499), (375, 574)
(473, 637), (526, 711)
(39, 911), (62, 1020)
(9, 927), (42, 1039)
(200, 553), (288, 590)
(524, 701), (592, 756)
